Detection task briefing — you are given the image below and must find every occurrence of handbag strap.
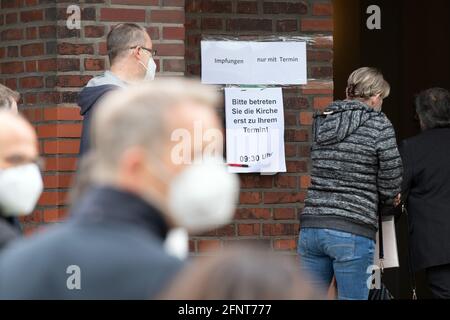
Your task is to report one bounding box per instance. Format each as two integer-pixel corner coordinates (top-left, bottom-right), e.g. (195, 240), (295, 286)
(377, 209), (385, 272)
(402, 203), (418, 300)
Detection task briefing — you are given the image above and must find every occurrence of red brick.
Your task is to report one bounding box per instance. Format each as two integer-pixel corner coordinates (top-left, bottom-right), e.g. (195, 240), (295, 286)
(38, 192), (68, 207)
(25, 60), (37, 72)
(84, 58), (105, 71)
(308, 50), (333, 62)
(21, 43), (44, 57)
(6, 13), (17, 24)
(7, 46), (18, 58)
(43, 174), (74, 189)
(240, 175), (273, 188)
(100, 8), (145, 22)
(198, 240), (221, 252)
(39, 25), (56, 39)
(274, 208), (296, 220)
(43, 106), (82, 121)
(263, 192), (305, 204)
(239, 192), (261, 204)
(1, 61), (24, 74)
(285, 144), (297, 157)
(111, 0), (159, 4)
(237, 1), (258, 14)
(20, 76), (43, 89)
(146, 27), (160, 40)
(313, 3), (333, 16)
(1, 28), (23, 41)
(301, 19), (333, 32)
(313, 96), (333, 109)
(263, 2), (308, 14)
(310, 66), (333, 79)
(186, 0), (232, 13)
(20, 10), (44, 22)
(43, 208), (67, 223)
(235, 208), (271, 220)
(299, 111), (313, 125)
(276, 19), (297, 32)
(37, 123), (82, 138)
(58, 43), (94, 55)
(226, 19), (272, 32)
(26, 27), (37, 40)
(154, 43), (185, 56)
(262, 223), (299, 236)
(84, 25), (105, 38)
(44, 157), (78, 172)
(201, 17), (223, 30)
(163, 0), (185, 6)
(162, 26), (185, 40)
(300, 175), (311, 189)
(163, 59), (185, 72)
(216, 224), (235, 237)
(38, 59), (57, 72)
(286, 161), (308, 173)
(274, 175), (297, 189)
(150, 10), (184, 24)
(43, 140), (80, 155)
(284, 97), (309, 109)
(238, 223), (261, 236)
(57, 58), (80, 72)
(57, 75), (92, 87)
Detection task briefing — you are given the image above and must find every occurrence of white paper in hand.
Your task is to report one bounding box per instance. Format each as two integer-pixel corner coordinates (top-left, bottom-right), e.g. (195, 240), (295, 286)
(374, 216), (399, 269)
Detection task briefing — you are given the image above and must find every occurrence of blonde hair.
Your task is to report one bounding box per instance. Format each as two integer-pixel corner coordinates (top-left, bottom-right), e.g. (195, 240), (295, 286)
(0, 84), (20, 110)
(346, 67), (390, 100)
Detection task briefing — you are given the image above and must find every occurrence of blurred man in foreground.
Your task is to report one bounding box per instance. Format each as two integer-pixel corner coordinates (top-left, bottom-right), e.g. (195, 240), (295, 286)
(0, 79), (239, 299)
(0, 111), (43, 250)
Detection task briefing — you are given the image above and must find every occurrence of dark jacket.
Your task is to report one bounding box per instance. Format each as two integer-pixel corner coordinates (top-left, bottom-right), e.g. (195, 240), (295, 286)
(78, 71), (128, 155)
(0, 186), (183, 299)
(400, 127), (450, 272)
(301, 100), (403, 240)
(0, 215), (20, 250)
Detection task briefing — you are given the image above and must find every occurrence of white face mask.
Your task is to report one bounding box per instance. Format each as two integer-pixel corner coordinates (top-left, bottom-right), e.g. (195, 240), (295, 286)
(164, 156), (240, 233)
(0, 163), (43, 217)
(139, 50), (157, 81)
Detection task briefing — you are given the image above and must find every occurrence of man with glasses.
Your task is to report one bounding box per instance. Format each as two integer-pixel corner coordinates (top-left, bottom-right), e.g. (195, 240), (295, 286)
(0, 111), (43, 250)
(77, 23), (157, 155)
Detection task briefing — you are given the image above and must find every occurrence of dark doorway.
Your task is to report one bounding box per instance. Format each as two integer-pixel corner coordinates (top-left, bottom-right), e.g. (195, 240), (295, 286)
(333, 0), (450, 299)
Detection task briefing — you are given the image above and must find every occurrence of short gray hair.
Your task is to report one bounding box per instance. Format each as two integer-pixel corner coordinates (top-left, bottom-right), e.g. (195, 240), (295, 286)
(90, 78), (220, 182)
(0, 84), (20, 110)
(107, 23), (148, 64)
(346, 67), (390, 100)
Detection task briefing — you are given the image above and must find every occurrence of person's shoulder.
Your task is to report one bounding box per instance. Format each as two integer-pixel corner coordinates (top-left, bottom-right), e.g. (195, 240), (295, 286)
(0, 224), (70, 268)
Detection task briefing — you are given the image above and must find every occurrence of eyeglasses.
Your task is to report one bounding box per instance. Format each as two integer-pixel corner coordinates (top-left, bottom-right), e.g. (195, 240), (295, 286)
(129, 46), (157, 57)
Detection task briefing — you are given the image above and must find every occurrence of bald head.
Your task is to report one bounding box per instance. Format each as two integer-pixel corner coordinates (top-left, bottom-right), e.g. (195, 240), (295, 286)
(0, 111), (38, 169)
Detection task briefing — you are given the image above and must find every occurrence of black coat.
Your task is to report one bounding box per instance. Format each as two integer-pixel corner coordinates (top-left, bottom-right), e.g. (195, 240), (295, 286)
(0, 215), (20, 250)
(400, 127), (450, 272)
(0, 186), (183, 299)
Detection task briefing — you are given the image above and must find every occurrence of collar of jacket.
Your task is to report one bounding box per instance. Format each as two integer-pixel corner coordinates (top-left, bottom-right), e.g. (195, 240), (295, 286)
(70, 185), (170, 241)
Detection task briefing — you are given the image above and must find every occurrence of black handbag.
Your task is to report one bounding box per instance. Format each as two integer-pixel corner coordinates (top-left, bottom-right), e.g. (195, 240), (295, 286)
(369, 202), (394, 300)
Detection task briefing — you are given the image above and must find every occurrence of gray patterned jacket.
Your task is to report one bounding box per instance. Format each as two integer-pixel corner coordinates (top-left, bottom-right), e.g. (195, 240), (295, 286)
(300, 100), (403, 240)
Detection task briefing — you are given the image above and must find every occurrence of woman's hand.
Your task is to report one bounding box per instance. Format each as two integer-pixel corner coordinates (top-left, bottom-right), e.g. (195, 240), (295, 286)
(393, 193), (401, 207)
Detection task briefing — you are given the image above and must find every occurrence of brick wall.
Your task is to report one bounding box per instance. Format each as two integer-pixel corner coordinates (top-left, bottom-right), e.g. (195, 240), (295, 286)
(0, 0), (185, 233)
(1, 0), (334, 254)
(185, 0), (334, 254)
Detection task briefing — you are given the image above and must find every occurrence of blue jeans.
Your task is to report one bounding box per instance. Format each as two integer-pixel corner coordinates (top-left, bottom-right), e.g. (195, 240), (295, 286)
(298, 228), (375, 300)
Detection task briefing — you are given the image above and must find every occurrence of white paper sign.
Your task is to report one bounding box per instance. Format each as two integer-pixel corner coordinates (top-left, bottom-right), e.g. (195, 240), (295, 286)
(225, 88), (286, 174)
(202, 41), (307, 85)
(374, 216), (400, 269)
